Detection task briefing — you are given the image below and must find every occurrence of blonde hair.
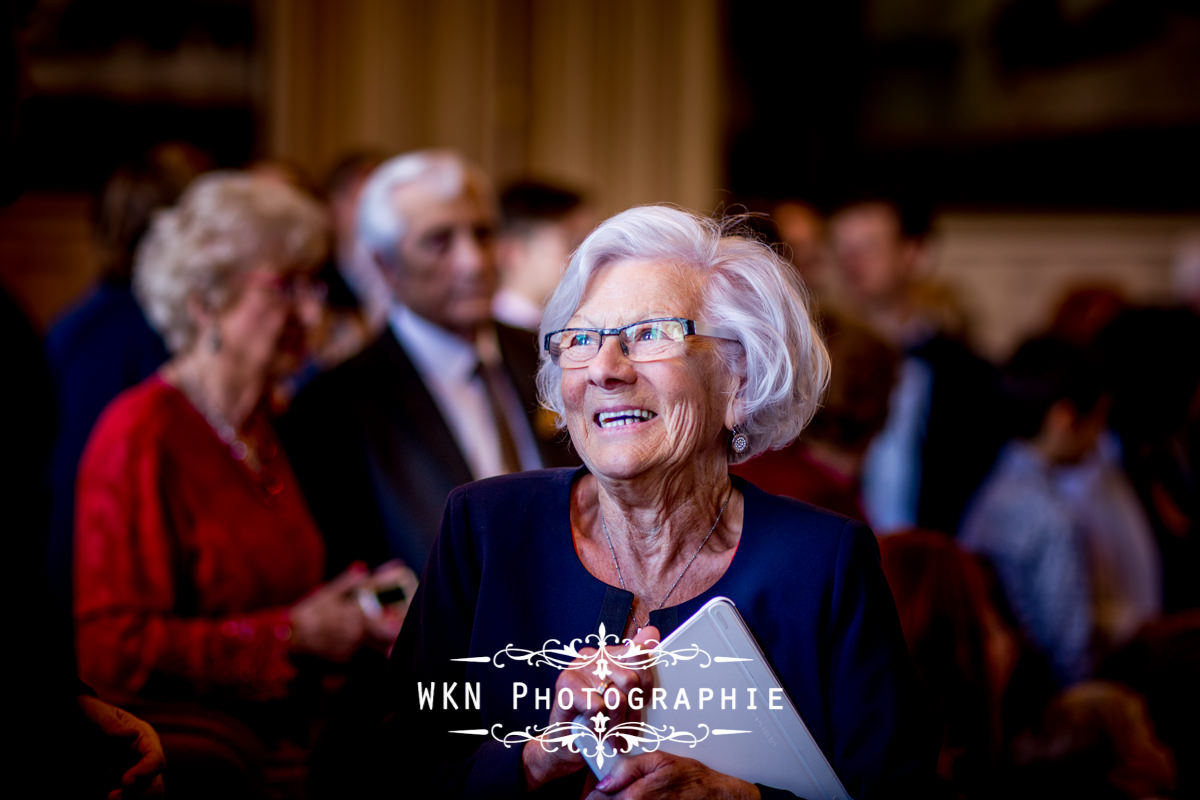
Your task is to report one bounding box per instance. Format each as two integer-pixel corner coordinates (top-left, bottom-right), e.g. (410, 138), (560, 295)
(134, 171), (328, 353)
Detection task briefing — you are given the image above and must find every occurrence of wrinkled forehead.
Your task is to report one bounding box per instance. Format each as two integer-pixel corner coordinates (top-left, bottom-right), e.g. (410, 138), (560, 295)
(571, 258), (706, 323)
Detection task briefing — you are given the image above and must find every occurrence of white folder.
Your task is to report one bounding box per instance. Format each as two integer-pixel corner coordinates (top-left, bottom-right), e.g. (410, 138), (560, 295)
(582, 596), (851, 800)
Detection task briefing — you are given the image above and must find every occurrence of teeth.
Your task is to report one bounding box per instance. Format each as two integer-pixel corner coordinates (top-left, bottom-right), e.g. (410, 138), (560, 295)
(597, 409), (656, 428)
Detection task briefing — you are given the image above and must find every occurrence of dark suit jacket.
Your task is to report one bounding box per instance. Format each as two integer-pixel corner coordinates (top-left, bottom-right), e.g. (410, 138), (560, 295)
(279, 323), (577, 575)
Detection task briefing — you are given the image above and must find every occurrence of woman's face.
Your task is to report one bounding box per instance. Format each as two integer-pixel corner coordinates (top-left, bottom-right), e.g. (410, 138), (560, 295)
(210, 261), (322, 381)
(560, 258), (739, 484)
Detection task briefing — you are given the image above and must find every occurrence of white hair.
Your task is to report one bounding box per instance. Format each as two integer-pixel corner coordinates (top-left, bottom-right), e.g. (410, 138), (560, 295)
(355, 149), (495, 268)
(133, 171), (328, 353)
(536, 204), (830, 463)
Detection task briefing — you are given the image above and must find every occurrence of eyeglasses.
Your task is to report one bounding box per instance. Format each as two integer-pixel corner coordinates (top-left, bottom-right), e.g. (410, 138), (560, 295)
(244, 270), (328, 304)
(544, 317), (732, 367)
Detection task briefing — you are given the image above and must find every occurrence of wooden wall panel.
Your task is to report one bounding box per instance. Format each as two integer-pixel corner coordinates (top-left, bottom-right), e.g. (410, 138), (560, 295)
(258, 0), (724, 214)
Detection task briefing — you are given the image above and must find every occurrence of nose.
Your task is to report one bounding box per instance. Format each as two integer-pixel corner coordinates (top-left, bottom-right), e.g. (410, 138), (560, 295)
(451, 228), (496, 282)
(586, 333), (636, 387)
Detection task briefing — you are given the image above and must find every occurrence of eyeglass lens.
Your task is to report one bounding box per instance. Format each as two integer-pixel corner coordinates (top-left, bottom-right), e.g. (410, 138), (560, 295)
(552, 318), (689, 365)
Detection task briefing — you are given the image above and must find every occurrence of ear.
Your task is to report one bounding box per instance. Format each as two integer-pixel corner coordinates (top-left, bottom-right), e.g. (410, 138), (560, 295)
(371, 249), (404, 300)
(723, 373), (746, 431)
(185, 290), (215, 330)
(371, 249), (393, 277)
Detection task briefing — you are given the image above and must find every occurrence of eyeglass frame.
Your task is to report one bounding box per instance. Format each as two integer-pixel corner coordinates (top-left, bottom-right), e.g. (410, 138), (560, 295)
(242, 269), (328, 304)
(543, 316), (736, 367)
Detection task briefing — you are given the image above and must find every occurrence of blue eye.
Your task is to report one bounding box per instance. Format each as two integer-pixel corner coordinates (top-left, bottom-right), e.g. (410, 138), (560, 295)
(634, 324), (667, 341)
(567, 331), (596, 348)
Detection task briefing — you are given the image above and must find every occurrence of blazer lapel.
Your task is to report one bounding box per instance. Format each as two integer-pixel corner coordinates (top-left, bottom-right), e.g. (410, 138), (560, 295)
(370, 328), (474, 488)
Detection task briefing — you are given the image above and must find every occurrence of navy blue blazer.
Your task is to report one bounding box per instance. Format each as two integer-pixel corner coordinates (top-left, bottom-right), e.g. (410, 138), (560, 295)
(388, 468), (934, 798)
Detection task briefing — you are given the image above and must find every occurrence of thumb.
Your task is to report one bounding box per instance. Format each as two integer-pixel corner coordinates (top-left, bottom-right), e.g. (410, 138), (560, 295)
(631, 624), (660, 648)
(594, 751), (665, 794)
(373, 558), (407, 573)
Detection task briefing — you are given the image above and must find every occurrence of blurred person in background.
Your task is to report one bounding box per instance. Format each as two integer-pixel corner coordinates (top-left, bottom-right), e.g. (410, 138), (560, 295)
(771, 198), (833, 306)
(1096, 306), (1200, 614)
(492, 178), (593, 333)
(959, 336), (1110, 687)
(1002, 681), (1176, 800)
(1093, 305), (1200, 795)
(322, 149), (389, 332)
(1046, 286), (1162, 661)
(732, 311), (897, 520)
(74, 172), (406, 798)
(1171, 230), (1200, 314)
(878, 530), (1024, 795)
(45, 142), (211, 612)
(246, 154), (379, 406)
(829, 192), (1002, 536)
(6, 7), (168, 794)
(1047, 283), (1129, 348)
(281, 150), (578, 579)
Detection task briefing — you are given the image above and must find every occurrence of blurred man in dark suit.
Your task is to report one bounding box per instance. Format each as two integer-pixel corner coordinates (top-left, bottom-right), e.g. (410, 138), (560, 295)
(281, 150), (576, 576)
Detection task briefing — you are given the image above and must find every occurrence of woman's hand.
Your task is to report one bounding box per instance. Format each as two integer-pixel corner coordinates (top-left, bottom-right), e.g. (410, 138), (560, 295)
(523, 625), (660, 791)
(359, 560), (419, 655)
(587, 752), (762, 800)
(288, 564), (370, 662)
(76, 695), (167, 799)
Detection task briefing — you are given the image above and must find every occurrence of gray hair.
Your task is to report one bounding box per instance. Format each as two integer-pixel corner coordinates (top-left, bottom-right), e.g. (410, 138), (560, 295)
(536, 205), (830, 463)
(134, 171), (328, 353)
(355, 149), (495, 268)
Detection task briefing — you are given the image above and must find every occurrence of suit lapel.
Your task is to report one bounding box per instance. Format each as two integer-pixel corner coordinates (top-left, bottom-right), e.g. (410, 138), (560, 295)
(496, 323), (577, 468)
(370, 328), (474, 487)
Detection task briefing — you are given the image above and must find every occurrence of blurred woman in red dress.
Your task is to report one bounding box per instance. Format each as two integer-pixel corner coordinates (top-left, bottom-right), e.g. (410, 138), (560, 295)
(74, 172), (405, 797)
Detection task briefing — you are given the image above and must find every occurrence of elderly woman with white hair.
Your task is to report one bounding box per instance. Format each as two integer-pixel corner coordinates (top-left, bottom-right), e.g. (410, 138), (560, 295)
(74, 172), (405, 789)
(390, 205), (932, 798)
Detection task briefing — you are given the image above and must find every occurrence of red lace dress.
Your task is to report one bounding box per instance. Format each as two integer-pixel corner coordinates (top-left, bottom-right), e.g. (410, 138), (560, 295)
(75, 375), (325, 705)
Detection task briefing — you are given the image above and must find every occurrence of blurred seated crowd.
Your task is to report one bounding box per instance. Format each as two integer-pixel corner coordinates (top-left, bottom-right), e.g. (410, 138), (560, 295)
(6, 142), (1198, 798)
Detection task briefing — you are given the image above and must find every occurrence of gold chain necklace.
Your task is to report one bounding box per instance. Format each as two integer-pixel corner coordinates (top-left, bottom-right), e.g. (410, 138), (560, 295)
(173, 371), (283, 495)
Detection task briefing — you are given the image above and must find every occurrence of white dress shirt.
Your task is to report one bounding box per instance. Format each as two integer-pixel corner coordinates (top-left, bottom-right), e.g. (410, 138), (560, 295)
(861, 357), (931, 534)
(389, 305), (542, 480)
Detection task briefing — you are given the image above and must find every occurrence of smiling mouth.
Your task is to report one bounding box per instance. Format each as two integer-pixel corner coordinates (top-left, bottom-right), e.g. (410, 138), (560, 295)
(595, 409), (657, 428)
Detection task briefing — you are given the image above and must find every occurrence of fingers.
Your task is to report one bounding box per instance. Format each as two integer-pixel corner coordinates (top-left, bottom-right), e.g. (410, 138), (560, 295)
(120, 724), (166, 785)
(604, 626), (659, 711)
(586, 754), (758, 800)
(325, 561), (371, 594)
(565, 628), (661, 728)
(290, 568), (370, 660)
(589, 751), (672, 797)
(631, 624), (660, 648)
(524, 647), (601, 788)
(369, 558), (412, 579)
(74, 698), (167, 799)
